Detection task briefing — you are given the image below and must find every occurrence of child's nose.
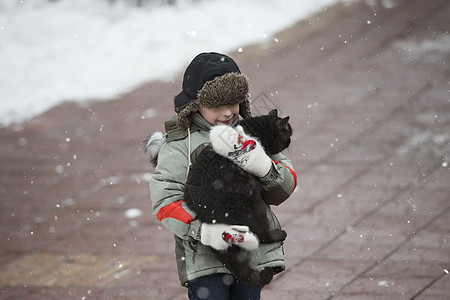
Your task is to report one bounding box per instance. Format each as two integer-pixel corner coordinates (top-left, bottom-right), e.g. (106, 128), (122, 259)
(222, 108), (232, 117)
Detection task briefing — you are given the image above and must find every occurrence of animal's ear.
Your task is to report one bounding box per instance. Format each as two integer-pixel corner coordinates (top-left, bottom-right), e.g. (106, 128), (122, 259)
(280, 116), (290, 128)
(269, 109), (278, 117)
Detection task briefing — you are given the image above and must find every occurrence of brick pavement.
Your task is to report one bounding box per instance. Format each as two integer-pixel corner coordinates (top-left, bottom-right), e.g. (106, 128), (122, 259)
(1, 0), (449, 299)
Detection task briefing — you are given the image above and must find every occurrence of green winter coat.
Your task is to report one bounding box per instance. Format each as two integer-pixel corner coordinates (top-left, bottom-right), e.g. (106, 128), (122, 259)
(149, 112), (297, 287)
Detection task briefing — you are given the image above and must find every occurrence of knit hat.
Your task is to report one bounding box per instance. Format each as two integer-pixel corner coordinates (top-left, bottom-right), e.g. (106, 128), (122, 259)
(174, 52), (252, 129)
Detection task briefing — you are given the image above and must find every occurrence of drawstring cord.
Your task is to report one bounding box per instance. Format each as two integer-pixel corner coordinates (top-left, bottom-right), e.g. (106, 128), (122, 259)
(186, 127), (192, 179)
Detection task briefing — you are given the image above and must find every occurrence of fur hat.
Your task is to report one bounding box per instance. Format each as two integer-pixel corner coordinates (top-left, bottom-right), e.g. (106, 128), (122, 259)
(174, 52), (252, 129)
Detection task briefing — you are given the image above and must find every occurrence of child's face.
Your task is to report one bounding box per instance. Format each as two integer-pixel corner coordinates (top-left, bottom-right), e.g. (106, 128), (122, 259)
(198, 103), (240, 126)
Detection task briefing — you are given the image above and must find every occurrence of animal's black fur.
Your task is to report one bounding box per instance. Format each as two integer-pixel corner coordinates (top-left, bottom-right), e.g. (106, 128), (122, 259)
(185, 109), (292, 287)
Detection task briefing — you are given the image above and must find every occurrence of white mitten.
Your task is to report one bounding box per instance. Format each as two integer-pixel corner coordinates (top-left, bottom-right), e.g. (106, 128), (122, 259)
(210, 125), (272, 177)
(200, 223), (259, 251)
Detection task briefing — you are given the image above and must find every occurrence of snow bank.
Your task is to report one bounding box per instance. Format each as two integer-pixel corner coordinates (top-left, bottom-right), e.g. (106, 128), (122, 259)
(0, 0), (351, 126)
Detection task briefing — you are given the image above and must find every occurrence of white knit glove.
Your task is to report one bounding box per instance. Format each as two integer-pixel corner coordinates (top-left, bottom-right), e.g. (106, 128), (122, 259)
(210, 125), (272, 177)
(200, 223), (259, 251)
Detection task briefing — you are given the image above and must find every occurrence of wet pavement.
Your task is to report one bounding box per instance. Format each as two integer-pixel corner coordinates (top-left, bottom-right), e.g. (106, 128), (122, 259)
(1, 0), (449, 299)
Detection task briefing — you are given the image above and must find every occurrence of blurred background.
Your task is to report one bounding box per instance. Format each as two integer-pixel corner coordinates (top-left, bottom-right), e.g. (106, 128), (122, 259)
(0, 0), (351, 127)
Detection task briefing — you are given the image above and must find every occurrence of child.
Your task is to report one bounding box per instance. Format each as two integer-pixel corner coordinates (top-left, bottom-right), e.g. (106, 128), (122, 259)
(148, 52), (297, 300)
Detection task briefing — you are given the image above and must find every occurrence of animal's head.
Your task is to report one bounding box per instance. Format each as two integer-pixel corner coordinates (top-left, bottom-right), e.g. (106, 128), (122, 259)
(239, 109), (292, 155)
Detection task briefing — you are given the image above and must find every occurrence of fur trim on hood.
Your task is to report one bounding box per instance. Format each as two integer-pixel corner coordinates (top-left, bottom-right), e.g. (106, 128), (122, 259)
(143, 131), (166, 167)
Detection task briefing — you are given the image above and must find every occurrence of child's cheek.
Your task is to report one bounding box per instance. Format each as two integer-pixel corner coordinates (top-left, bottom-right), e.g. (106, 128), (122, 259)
(232, 106), (240, 116)
(214, 112), (222, 123)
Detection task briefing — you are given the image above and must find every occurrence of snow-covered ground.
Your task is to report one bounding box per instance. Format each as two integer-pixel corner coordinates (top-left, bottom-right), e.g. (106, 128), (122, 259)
(0, 0), (354, 127)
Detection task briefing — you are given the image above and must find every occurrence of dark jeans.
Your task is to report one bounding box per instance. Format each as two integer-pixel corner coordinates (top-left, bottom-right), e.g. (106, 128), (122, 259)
(188, 273), (262, 300)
